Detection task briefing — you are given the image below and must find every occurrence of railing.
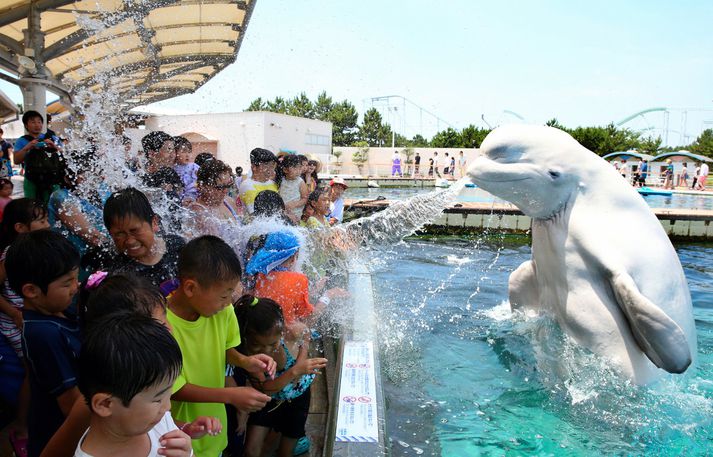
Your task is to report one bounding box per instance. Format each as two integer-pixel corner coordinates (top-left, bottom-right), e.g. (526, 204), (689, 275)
(323, 261), (388, 457)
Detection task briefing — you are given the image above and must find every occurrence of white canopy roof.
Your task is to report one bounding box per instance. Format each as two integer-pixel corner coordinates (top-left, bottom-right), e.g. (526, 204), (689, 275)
(0, 0), (255, 107)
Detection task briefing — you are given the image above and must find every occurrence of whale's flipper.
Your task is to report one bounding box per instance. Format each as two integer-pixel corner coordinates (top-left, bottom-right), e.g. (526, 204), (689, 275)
(509, 260), (539, 311)
(610, 272), (692, 373)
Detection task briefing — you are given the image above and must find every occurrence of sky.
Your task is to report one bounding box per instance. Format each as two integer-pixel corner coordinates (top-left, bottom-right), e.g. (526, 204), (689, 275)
(1, 0), (712, 145)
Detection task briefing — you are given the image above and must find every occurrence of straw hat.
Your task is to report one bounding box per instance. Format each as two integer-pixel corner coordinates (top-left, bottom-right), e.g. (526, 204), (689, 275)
(307, 154), (322, 173)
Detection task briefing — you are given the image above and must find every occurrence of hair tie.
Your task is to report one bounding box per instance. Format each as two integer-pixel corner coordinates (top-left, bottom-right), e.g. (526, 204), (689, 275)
(251, 297), (259, 306)
(86, 271), (108, 289)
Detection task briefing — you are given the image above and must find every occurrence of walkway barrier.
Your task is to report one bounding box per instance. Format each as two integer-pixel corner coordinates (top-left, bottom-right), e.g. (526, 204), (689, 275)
(323, 261), (388, 457)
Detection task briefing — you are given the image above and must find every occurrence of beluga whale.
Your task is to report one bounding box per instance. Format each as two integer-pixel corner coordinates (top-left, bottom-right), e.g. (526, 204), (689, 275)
(467, 124), (696, 385)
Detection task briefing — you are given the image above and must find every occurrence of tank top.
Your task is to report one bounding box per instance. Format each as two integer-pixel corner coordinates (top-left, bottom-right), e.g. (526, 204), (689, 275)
(280, 177), (305, 217)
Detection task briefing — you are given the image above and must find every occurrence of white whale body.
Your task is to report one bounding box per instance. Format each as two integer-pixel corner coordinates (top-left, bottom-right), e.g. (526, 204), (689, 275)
(467, 125), (696, 384)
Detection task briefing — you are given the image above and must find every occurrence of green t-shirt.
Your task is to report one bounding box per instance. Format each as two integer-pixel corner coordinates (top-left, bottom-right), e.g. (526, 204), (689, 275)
(168, 304), (240, 457)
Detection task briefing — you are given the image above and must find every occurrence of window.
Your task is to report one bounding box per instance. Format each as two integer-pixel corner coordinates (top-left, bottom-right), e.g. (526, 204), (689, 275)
(306, 134), (330, 146)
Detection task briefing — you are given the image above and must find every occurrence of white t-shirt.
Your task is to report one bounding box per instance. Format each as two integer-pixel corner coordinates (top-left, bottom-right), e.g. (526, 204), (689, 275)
(433, 156), (441, 167)
(700, 163), (709, 177)
(74, 412), (187, 457)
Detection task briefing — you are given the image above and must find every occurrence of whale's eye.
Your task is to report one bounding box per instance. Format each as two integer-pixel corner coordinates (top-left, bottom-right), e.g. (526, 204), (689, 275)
(548, 170), (561, 179)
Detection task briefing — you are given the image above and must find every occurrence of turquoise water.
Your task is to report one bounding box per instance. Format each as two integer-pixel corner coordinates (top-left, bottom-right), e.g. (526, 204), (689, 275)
(346, 187), (713, 210)
(370, 239), (713, 456)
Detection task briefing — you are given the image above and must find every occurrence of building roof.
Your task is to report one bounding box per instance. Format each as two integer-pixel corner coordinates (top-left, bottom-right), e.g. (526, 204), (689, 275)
(0, 88), (19, 122)
(601, 151), (656, 161)
(653, 151), (713, 163)
(0, 0), (255, 108)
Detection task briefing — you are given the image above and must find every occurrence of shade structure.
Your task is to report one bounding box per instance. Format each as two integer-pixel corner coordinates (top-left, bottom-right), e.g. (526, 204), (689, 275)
(653, 151), (713, 163)
(601, 151), (656, 162)
(0, 88), (19, 121)
(0, 0), (255, 108)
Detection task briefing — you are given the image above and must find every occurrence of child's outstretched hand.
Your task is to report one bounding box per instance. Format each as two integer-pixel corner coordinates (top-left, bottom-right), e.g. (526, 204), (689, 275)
(228, 386), (271, 412)
(325, 287), (349, 300)
(181, 416), (222, 439)
(293, 344), (328, 376)
(245, 354), (277, 379)
(158, 428), (192, 457)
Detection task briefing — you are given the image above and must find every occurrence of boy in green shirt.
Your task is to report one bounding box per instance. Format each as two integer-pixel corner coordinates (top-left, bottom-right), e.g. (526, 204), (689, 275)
(168, 235), (276, 456)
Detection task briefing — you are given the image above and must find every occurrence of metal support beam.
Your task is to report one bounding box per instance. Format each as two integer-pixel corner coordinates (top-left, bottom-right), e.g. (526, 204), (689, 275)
(20, 2), (47, 119)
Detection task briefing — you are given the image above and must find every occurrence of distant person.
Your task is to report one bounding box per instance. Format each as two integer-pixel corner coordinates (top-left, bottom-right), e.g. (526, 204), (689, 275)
(277, 155), (308, 223)
(0, 127), (13, 177)
(663, 159), (674, 189)
(443, 152), (450, 175)
(194, 152), (214, 168)
(0, 178), (13, 220)
(432, 152), (441, 178)
(240, 148), (278, 214)
(413, 152), (421, 177)
(677, 162), (689, 188)
(327, 177), (348, 225)
(13, 111), (64, 203)
(391, 150), (402, 177)
(301, 159), (320, 193)
(458, 150), (466, 177)
(691, 163), (701, 189)
(449, 154), (456, 178)
(638, 160), (648, 187)
(619, 159), (628, 181)
(427, 156), (434, 177)
(174, 136), (200, 202)
(697, 161), (709, 190)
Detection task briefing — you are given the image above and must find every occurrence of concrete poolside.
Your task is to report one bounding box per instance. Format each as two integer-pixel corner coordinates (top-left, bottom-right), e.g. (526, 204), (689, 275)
(345, 199), (713, 240)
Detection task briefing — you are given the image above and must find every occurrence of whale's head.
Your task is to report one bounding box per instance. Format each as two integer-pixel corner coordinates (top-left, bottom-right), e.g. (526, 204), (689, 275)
(468, 125), (590, 219)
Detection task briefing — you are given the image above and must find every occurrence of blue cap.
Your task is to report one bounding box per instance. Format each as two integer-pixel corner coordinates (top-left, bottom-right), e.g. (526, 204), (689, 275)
(245, 231), (300, 275)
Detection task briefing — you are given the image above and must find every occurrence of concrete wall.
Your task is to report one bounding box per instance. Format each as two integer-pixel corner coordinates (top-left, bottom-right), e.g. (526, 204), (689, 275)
(144, 111), (332, 169)
(327, 146), (481, 178)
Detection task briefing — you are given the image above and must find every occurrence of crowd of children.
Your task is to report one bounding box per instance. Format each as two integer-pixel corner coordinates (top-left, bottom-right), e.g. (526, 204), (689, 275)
(0, 125), (351, 457)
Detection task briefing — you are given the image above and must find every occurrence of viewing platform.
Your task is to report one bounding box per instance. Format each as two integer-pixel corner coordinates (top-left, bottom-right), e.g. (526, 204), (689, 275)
(346, 200), (713, 241)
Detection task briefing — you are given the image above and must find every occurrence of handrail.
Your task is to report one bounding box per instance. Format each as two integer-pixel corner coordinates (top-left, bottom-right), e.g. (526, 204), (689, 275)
(323, 261), (388, 457)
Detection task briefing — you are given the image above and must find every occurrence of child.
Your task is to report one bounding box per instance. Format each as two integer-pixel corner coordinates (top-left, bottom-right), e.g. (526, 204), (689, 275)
(246, 231), (344, 329)
(277, 155), (308, 222)
(0, 198), (49, 452)
(75, 312), (199, 456)
(327, 177), (348, 225)
(239, 148), (278, 214)
(235, 295), (327, 457)
(5, 230), (81, 457)
(40, 273), (220, 457)
(167, 235), (275, 456)
(300, 188), (331, 228)
(0, 177), (13, 220)
(96, 187), (185, 287)
(173, 136), (199, 202)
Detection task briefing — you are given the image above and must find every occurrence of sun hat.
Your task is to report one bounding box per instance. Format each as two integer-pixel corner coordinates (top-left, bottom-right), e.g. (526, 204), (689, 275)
(329, 177), (349, 188)
(245, 231), (300, 275)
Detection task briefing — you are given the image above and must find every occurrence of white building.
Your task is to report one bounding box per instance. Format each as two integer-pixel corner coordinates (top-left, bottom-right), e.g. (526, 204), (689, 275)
(142, 111), (332, 169)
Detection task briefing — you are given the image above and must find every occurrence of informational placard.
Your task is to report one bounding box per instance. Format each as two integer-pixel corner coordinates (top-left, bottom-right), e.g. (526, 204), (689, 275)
(335, 340), (379, 443)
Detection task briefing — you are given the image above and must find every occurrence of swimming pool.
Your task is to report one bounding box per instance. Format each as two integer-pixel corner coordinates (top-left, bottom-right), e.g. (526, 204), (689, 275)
(346, 187), (713, 210)
(369, 239), (713, 456)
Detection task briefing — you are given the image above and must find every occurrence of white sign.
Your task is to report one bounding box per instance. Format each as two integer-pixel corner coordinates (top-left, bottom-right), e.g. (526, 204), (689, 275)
(335, 340), (379, 443)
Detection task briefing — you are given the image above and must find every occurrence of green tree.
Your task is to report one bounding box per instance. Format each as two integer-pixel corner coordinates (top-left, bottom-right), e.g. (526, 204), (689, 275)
(690, 129), (713, 158)
(460, 124), (490, 148)
(246, 97), (265, 111)
(265, 96), (288, 113)
(431, 127), (461, 148)
(314, 91), (333, 120)
(638, 135), (662, 156)
(287, 92), (314, 118)
(409, 134), (429, 147)
(328, 100), (359, 146)
(359, 108), (391, 146)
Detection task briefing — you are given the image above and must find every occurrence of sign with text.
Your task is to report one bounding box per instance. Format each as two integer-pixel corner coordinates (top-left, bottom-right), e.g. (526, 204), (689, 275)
(335, 340), (379, 443)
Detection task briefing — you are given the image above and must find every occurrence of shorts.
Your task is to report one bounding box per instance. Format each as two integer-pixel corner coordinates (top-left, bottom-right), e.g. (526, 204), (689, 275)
(247, 388), (311, 439)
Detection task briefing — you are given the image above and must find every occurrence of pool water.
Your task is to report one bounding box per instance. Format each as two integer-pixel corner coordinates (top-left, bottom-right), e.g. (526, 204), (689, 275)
(369, 238), (713, 456)
(346, 187), (713, 210)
